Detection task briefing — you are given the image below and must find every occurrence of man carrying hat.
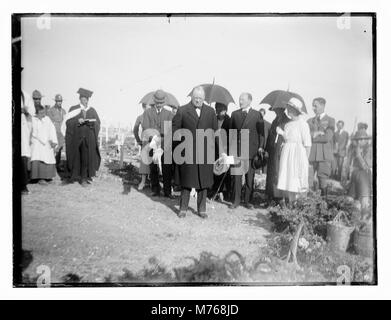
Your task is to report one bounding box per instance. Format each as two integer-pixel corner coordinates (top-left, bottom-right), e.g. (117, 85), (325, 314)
(47, 94), (67, 173)
(63, 88), (101, 186)
(142, 89), (174, 198)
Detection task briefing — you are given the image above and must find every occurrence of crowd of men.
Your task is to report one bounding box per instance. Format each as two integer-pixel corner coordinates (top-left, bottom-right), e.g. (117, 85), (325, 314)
(20, 86), (372, 220)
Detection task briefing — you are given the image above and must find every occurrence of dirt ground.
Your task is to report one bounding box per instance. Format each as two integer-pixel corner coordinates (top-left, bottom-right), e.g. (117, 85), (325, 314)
(21, 161), (271, 283)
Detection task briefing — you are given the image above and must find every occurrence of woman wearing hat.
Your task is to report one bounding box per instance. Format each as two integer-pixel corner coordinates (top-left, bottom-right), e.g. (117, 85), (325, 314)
(276, 97), (312, 204)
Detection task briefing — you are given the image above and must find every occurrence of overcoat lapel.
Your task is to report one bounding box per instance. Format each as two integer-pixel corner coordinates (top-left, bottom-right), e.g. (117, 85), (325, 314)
(197, 104), (208, 129)
(240, 108), (253, 130)
(187, 104), (199, 126)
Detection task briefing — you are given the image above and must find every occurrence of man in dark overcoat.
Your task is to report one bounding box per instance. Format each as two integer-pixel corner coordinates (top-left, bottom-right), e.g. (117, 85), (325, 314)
(172, 86), (218, 218)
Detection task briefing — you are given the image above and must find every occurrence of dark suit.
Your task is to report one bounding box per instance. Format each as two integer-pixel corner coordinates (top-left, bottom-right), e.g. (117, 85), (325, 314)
(142, 107), (174, 195)
(333, 129), (349, 180)
(307, 114), (335, 191)
(230, 108), (265, 206)
(172, 102), (218, 213)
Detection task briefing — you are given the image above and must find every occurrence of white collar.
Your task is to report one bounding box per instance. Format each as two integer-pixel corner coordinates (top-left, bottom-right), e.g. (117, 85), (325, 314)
(241, 106), (251, 113)
(318, 112), (326, 119)
(80, 104), (91, 112)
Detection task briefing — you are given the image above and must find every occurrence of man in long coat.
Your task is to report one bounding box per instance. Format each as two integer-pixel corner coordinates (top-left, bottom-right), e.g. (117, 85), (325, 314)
(64, 88), (101, 186)
(142, 90), (174, 197)
(172, 86), (218, 218)
(307, 97), (335, 195)
(229, 93), (265, 210)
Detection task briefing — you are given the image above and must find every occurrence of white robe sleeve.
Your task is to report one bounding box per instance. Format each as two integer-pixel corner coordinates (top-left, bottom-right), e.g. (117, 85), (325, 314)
(48, 118), (58, 145)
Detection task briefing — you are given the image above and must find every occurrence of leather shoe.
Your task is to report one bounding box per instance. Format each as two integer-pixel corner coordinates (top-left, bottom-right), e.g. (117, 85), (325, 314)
(243, 203), (254, 210)
(177, 210), (186, 218)
(197, 212), (208, 219)
(152, 191), (161, 197)
(229, 203), (239, 210)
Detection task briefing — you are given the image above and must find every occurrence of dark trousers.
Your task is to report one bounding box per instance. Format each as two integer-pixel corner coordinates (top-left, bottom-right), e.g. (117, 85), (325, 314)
(309, 161), (332, 194)
(180, 188), (207, 213)
(334, 155), (345, 181)
(21, 156), (29, 191)
(232, 162), (255, 206)
(150, 153), (172, 196)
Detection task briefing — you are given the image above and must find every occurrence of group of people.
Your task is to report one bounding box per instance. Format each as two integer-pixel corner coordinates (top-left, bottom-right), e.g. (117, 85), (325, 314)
(20, 85), (372, 220)
(21, 87), (101, 194)
(132, 87), (373, 219)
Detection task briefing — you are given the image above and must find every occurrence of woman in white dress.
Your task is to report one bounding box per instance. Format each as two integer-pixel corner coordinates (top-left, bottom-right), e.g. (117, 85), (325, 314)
(30, 105), (58, 184)
(276, 97), (312, 203)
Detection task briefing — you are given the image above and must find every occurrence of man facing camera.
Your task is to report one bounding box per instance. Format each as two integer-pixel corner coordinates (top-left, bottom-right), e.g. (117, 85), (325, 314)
(172, 86), (218, 219)
(229, 93), (265, 210)
(307, 97), (335, 195)
(63, 88), (101, 186)
(142, 90), (174, 198)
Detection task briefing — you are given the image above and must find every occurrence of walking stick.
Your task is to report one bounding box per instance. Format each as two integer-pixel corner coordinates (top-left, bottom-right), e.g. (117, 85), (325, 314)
(211, 169), (229, 202)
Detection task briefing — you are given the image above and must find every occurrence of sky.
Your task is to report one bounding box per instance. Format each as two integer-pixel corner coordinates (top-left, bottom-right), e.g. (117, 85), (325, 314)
(21, 15), (373, 132)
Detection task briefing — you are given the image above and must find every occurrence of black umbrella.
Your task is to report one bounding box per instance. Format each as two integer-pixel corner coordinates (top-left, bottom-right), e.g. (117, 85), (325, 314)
(188, 83), (235, 105)
(260, 90), (307, 113)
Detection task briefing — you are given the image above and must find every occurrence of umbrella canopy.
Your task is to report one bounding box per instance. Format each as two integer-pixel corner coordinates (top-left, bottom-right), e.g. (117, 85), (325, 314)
(260, 90), (307, 113)
(188, 84), (235, 105)
(139, 91), (180, 108)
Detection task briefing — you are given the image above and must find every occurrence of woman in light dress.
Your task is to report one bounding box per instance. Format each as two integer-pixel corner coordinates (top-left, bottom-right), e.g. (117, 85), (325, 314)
(276, 97), (312, 203)
(30, 105), (58, 184)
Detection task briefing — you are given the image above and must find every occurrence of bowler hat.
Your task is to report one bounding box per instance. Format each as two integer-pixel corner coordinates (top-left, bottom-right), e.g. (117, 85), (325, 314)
(153, 90), (166, 104)
(213, 156), (230, 176)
